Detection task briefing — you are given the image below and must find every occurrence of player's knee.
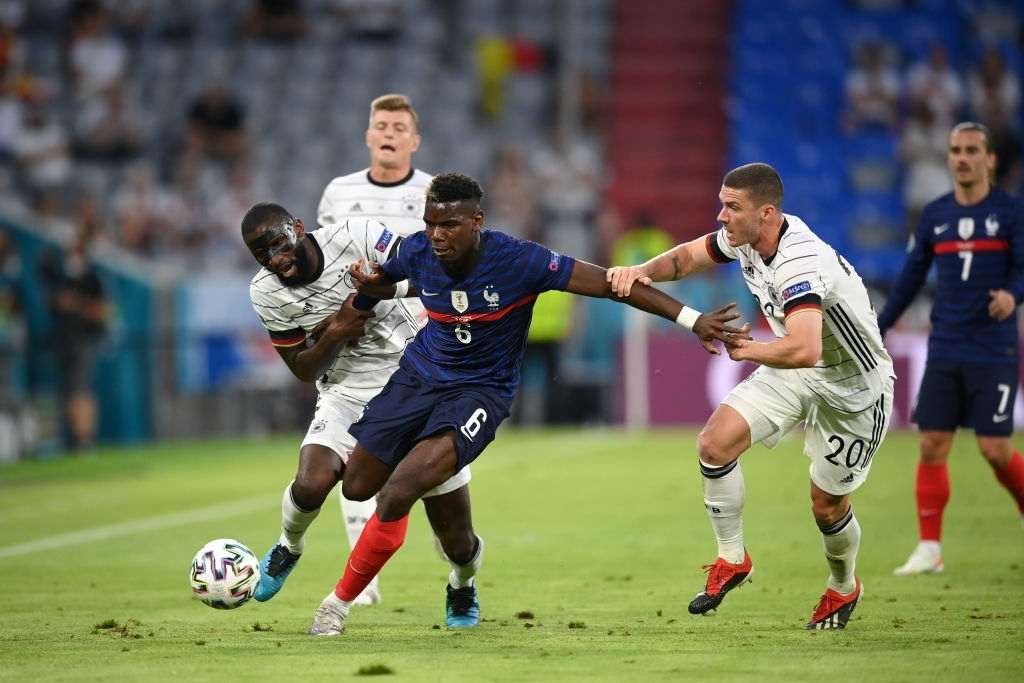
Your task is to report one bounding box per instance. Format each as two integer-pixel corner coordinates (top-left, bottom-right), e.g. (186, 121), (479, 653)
(375, 486), (418, 520)
(810, 496), (847, 524)
(919, 433), (952, 462)
(978, 439), (1012, 467)
(697, 429), (733, 466)
(291, 473), (334, 509)
(340, 477), (377, 503)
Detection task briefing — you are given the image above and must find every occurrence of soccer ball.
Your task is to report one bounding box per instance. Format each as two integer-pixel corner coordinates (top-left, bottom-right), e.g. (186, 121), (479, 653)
(189, 538), (261, 609)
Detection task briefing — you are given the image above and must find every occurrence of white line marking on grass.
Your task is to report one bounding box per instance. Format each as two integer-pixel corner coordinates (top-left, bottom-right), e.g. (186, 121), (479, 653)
(0, 494), (278, 560)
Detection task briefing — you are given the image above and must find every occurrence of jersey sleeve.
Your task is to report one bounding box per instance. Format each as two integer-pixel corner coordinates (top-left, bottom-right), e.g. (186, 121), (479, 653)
(522, 240), (576, 292)
(876, 207), (935, 334)
(249, 282), (306, 348)
(774, 244), (825, 316)
(359, 220), (403, 265)
(707, 229), (739, 263)
(380, 231), (414, 283)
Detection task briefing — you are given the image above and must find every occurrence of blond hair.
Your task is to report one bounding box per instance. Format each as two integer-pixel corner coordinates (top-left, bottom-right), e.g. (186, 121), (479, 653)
(369, 93), (419, 129)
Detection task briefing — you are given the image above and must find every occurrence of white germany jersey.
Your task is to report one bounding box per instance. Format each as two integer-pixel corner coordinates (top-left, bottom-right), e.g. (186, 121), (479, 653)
(249, 219), (423, 403)
(710, 214), (894, 413)
(317, 168), (433, 237)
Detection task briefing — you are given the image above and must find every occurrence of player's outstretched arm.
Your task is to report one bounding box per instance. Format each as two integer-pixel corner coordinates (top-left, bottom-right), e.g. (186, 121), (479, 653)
(726, 309), (823, 368)
(606, 236), (717, 297)
(566, 259), (749, 354)
(275, 293), (373, 382)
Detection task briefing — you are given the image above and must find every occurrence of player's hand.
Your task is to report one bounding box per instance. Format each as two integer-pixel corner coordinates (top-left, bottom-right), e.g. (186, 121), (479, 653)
(606, 265), (652, 298)
(349, 259), (395, 298)
(988, 289), (1016, 321)
(692, 302), (751, 355)
(312, 293), (373, 343)
(725, 337), (756, 361)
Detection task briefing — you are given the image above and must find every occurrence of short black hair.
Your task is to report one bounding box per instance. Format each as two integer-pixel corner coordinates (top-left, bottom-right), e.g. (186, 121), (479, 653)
(426, 172), (484, 206)
(723, 163), (784, 209)
(951, 121), (994, 152)
(241, 202), (292, 238)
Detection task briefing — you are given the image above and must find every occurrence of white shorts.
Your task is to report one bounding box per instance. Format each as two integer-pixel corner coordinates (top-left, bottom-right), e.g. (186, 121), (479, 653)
(301, 391), (471, 498)
(721, 366), (893, 496)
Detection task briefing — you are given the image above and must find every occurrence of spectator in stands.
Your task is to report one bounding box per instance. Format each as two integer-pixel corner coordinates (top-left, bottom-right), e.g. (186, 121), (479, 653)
(13, 101), (71, 196)
(843, 41), (901, 133)
(906, 44), (964, 129)
(967, 47), (1020, 129)
(0, 229), (27, 461)
(967, 47), (1021, 192)
(485, 147), (538, 240)
(531, 133), (602, 262)
(900, 101), (953, 231)
(330, 0), (404, 41)
(72, 81), (143, 161)
(67, 0), (127, 101)
(114, 161), (190, 257)
(180, 84), (249, 174)
(243, 0), (307, 42)
(611, 213), (674, 267)
(40, 215), (109, 451)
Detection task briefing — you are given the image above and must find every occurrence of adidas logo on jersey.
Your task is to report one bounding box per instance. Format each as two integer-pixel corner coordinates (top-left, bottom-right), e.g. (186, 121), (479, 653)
(839, 473), (855, 484)
(303, 302), (314, 313)
(349, 203), (363, 212)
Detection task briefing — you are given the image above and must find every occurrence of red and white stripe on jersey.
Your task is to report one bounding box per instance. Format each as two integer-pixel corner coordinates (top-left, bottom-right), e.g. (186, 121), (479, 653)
(426, 294), (538, 324)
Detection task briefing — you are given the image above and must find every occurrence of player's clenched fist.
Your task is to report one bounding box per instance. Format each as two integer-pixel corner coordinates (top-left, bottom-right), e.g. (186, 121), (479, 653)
(606, 265), (653, 297)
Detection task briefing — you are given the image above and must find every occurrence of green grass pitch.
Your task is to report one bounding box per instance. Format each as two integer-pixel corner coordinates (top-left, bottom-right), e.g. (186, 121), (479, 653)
(0, 428), (1021, 681)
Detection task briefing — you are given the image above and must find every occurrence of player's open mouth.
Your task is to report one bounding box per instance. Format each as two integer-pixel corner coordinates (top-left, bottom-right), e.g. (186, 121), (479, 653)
(380, 145), (396, 152)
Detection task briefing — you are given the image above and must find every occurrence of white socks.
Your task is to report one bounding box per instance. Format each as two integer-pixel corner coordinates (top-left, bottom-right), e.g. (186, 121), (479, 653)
(699, 458), (746, 564)
(279, 481), (321, 554)
(449, 535), (484, 588)
(819, 506), (860, 595)
(340, 493), (378, 550)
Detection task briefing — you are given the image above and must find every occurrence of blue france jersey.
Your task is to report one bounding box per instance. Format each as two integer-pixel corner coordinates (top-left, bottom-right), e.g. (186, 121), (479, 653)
(878, 187), (1024, 363)
(381, 230), (575, 398)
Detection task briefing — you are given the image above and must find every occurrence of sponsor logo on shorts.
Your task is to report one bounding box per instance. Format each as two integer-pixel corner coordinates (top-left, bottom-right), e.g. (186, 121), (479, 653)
(993, 413), (1010, 423)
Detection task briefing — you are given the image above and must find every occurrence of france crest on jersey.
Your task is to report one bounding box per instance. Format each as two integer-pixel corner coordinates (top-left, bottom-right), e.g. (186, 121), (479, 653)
(381, 229), (575, 398)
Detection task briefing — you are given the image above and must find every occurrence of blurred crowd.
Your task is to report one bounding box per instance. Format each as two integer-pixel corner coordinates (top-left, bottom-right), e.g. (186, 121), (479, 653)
(841, 6), (1023, 234)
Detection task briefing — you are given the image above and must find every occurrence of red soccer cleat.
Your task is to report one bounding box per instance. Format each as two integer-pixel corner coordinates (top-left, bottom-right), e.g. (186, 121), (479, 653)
(688, 550), (754, 615)
(805, 578), (863, 630)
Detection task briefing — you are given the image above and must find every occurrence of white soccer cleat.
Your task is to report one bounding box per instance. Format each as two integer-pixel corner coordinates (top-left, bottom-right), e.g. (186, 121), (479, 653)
(308, 592), (350, 636)
(893, 541), (944, 576)
(351, 579), (381, 607)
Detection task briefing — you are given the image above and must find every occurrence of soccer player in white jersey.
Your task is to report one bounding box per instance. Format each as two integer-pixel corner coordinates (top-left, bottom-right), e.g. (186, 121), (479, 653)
(243, 202), (472, 606)
(608, 163), (895, 630)
(315, 94), (440, 606)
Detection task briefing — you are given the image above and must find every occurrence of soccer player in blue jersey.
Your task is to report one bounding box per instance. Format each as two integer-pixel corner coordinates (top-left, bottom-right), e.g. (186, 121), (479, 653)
(305, 172), (747, 636)
(878, 122), (1024, 576)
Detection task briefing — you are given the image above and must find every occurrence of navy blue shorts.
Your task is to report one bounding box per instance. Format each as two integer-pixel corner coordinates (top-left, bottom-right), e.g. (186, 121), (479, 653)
(349, 364), (512, 472)
(914, 361), (1018, 436)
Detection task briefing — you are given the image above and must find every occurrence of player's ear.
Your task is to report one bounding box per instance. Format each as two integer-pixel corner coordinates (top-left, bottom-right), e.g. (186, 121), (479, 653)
(293, 218), (306, 238)
(409, 131), (421, 153)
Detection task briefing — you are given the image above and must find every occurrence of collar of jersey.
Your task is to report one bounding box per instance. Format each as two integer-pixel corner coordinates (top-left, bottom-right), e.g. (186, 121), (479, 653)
(366, 167), (416, 188)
